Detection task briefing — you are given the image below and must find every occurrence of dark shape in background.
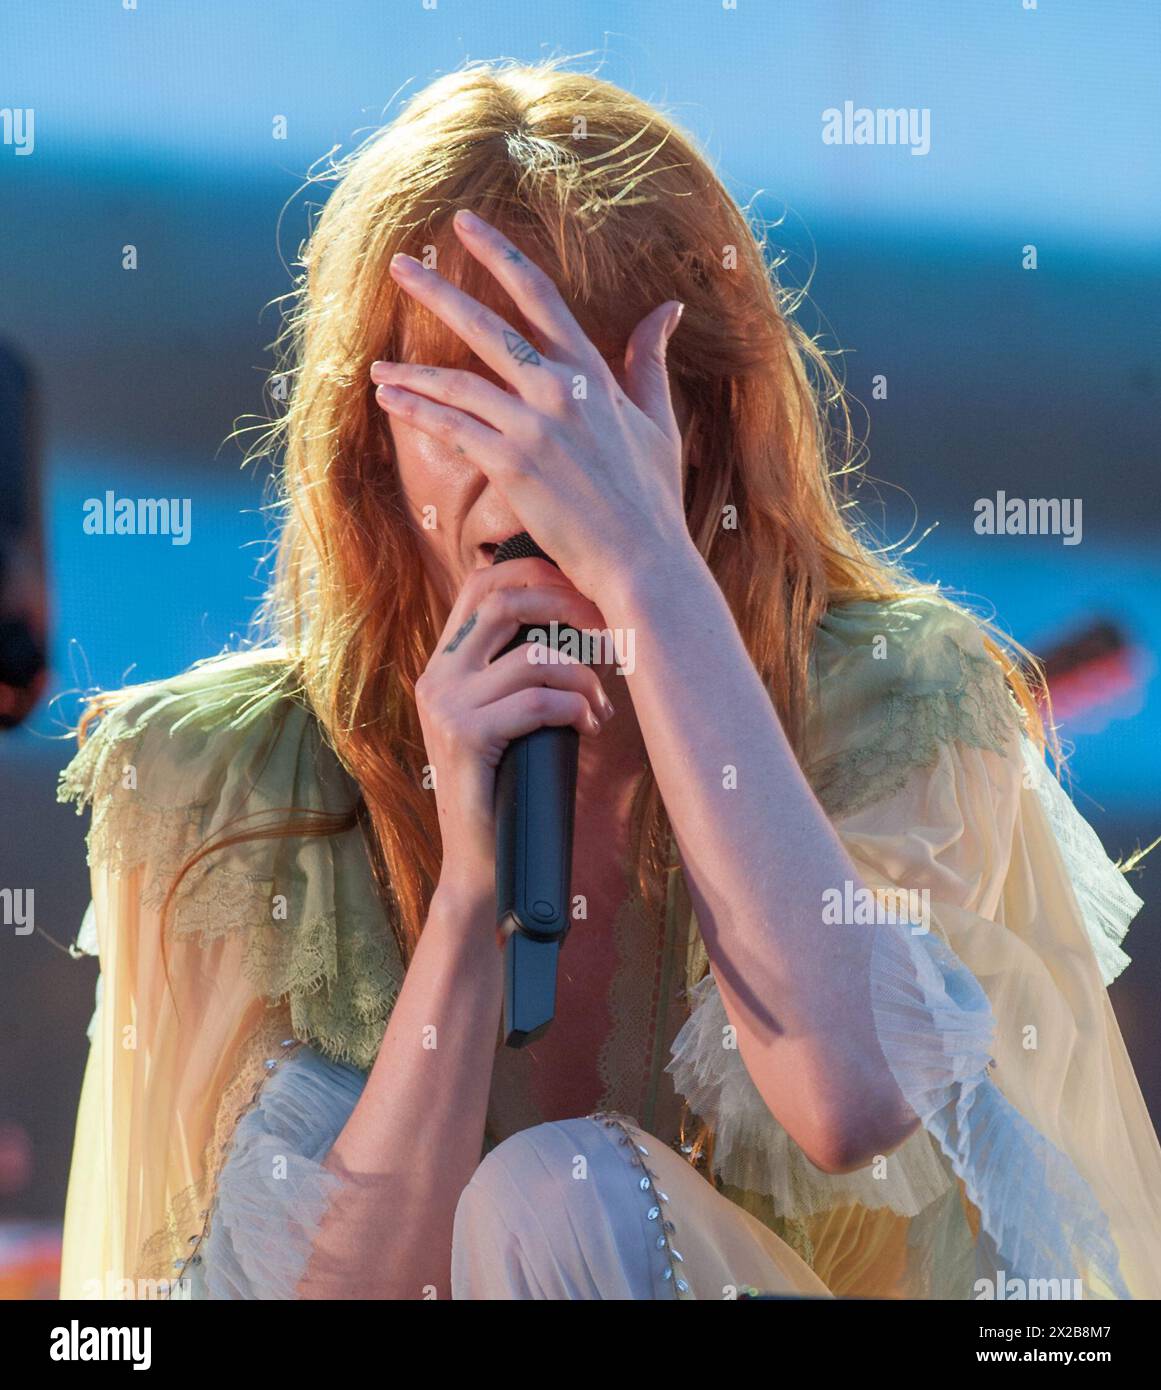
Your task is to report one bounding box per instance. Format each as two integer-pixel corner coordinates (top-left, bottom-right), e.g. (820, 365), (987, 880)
(0, 344), (48, 728)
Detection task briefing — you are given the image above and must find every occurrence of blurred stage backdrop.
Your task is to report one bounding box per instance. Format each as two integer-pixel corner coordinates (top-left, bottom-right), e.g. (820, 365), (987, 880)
(0, 1), (1158, 1296)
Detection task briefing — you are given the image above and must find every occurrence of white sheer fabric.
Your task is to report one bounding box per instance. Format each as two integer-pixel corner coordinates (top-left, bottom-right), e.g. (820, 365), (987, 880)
(190, 1045), (830, 1300)
(452, 1113), (829, 1299)
(196, 1048), (362, 1300)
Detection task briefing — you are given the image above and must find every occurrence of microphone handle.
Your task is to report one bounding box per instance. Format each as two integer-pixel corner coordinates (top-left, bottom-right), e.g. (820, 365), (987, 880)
(495, 623), (580, 1047)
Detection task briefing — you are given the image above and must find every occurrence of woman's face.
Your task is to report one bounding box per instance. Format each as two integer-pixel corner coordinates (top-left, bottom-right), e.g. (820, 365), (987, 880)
(387, 351), (691, 610)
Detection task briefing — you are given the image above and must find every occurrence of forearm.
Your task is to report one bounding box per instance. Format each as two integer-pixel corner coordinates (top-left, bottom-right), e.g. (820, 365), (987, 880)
(604, 545), (914, 1164)
(301, 882), (503, 1298)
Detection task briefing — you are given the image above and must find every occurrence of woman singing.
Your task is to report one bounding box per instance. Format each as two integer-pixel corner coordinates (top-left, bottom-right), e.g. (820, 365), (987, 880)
(57, 59), (1161, 1300)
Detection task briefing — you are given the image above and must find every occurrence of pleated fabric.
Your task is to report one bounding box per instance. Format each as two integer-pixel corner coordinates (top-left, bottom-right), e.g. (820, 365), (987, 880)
(196, 1048), (365, 1300)
(56, 650), (403, 1299)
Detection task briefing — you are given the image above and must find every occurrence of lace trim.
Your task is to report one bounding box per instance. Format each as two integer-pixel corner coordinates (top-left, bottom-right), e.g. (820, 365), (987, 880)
(270, 910), (401, 1072)
(58, 717), (188, 878)
(808, 638), (1022, 819)
(135, 1007), (301, 1292)
(57, 717), (276, 920)
(58, 738), (401, 1073)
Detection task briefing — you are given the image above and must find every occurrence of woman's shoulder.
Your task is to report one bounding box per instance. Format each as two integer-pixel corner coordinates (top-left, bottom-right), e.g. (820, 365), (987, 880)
(61, 644), (301, 763)
(58, 646), (403, 1070)
(805, 593), (1027, 816)
(55, 644), (352, 896)
(812, 591), (1001, 674)
(57, 647), (317, 820)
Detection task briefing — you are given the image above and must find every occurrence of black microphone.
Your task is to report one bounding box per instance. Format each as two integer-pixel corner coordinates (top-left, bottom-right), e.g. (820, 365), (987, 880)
(491, 532), (580, 1047)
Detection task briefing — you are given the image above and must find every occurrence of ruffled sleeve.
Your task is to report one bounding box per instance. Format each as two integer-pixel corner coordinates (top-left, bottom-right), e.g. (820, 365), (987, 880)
(194, 1046), (369, 1300)
(667, 596), (1161, 1299)
(55, 651), (404, 1298)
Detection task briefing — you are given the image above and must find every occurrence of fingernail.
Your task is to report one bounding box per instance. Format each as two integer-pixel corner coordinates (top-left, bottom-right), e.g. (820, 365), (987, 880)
(369, 360), (392, 380)
(391, 253), (420, 277)
(455, 208), (482, 232)
(589, 712), (602, 733)
(665, 302), (685, 340)
(600, 694), (615, 720)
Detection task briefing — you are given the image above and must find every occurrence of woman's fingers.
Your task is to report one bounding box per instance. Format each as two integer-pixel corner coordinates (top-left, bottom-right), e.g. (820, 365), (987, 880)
(374, 380), (514, 463)
(472, 641), (614, 721)
(450, 209), (601, 367)
(438, 556), (564, 642)
(480, 685), (604, 747)
(387, 248), (584, 407)
(451, 584), (608, 667)
(436, 563), (607, 666)
(371, 361), (530, 436)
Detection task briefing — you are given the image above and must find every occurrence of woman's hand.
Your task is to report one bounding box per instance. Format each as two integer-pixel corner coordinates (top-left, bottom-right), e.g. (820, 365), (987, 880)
(417, 555), (615, 913)
(370, 207), (691, 608)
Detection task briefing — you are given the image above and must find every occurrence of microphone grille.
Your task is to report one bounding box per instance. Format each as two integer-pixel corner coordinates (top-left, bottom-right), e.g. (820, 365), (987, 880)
(492, 531), (557, 567)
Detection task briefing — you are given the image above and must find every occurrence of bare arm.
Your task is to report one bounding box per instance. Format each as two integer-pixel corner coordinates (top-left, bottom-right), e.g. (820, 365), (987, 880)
(602, 545), (919, 1174)
(298, 558), (612, 1299)
(301, 881), (501, 1300)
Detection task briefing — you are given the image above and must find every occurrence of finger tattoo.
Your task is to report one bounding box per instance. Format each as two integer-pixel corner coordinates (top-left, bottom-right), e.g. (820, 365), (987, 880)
(444, 610), (479, 653)
(503, 329), (541, 367)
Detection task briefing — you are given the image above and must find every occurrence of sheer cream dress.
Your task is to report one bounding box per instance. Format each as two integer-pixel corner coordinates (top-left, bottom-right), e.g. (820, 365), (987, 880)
(55, 597), (1161, 1300)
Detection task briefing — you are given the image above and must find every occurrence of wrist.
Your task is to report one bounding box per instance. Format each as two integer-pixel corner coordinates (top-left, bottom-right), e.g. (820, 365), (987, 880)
(432, 869), (495, 921)
(598, 536), (710, 628)
(429, 872), (500, 959)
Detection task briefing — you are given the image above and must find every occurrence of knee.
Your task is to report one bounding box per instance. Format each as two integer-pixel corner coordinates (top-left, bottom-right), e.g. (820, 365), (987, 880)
(456, 1115), (645, 1229)
(460, 1119), (592, 1213)
(451, 1116), (670, 1299)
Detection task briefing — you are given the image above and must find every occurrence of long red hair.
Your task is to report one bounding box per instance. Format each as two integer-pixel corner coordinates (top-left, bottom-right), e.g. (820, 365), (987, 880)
(77, 59), (1050, 1156)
